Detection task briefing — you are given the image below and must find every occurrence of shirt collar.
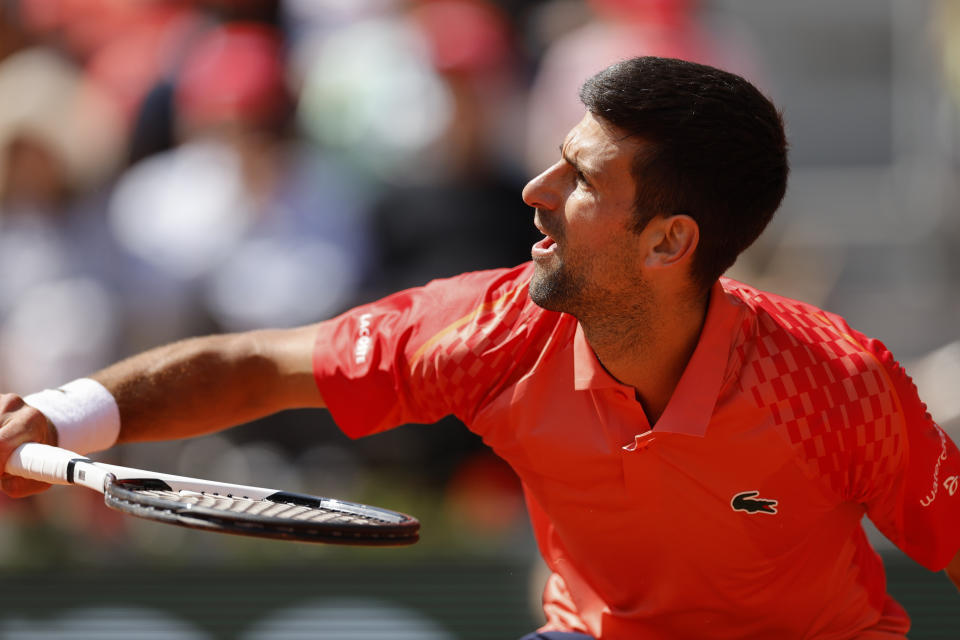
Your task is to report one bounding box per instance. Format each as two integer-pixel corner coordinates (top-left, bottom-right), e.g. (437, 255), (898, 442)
(572, 280), (743, 436)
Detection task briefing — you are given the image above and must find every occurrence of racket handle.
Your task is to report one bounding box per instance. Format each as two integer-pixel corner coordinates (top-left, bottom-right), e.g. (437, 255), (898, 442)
(5, 443), (105, 490)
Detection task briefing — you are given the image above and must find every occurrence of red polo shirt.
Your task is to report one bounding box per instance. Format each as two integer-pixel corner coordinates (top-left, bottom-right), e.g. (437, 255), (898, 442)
(312, 263), (960, 639)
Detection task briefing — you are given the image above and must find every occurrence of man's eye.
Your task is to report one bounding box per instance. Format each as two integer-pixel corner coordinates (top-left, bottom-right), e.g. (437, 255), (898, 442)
(575, 170), (589, 186)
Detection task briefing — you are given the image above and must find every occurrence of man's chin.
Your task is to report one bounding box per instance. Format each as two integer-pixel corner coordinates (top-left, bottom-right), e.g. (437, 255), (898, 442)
(528, 266), (570, 312)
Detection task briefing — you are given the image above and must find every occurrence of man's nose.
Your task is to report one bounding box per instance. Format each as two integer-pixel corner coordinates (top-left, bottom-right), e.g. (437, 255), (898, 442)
(521, 162), (563, 211)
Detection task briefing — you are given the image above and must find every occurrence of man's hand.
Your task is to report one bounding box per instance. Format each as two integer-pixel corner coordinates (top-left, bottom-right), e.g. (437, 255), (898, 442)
(0, 393), (58, 497)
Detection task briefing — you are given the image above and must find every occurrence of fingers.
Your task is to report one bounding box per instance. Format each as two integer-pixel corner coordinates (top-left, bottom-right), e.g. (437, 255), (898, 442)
(0, 392), (27, 415)
(0, 474), (52, 498)
(0, 394), (58, 497)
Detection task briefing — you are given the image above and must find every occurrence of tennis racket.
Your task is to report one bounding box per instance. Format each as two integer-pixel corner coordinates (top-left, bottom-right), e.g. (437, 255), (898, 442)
(5, 443), (419, 546)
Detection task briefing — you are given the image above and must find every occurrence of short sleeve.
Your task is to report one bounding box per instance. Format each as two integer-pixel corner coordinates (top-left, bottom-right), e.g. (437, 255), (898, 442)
(312, 264), (535, 439)
(852, 331), (960, 571)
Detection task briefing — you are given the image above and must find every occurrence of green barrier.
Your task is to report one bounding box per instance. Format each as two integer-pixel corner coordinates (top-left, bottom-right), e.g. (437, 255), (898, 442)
(0, 554), (955, 639)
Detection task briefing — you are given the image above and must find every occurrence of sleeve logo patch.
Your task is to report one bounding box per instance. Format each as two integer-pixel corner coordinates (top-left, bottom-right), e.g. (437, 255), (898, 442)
(731, 490), (778, 515)
(354, 313), (373, 364)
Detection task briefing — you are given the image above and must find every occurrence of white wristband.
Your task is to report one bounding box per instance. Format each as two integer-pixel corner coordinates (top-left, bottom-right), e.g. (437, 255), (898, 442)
(23, 378), (121, 454)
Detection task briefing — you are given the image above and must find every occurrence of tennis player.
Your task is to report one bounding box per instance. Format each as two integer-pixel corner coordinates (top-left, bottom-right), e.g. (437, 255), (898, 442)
(1, 57), (958, 639)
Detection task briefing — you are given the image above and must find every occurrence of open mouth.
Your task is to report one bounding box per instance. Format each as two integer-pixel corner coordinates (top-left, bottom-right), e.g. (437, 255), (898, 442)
(532, 214), (558, 259)
(532, 234), (556, 258)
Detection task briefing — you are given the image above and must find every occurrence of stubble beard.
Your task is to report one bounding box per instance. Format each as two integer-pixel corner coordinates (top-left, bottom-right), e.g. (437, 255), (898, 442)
(529, 251), (654, 356)
(529, 258), (584, 314)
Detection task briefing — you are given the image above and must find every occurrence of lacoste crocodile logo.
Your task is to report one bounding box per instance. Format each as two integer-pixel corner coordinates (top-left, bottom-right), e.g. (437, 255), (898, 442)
(731, 491), (778, 515)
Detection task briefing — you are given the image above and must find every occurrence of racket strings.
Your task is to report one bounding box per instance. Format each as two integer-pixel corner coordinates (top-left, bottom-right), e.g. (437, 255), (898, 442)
(132, 489), (383, 525)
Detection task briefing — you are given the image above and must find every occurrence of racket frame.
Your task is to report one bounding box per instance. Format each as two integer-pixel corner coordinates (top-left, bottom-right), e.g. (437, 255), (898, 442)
(6, 443), (419, 546)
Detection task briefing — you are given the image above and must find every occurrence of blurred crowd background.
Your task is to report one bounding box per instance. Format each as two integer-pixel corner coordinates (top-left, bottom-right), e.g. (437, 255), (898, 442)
(0, 0), (959, 637)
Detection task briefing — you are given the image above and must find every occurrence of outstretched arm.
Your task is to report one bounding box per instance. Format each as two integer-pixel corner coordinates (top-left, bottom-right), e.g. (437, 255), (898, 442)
(96, 325), (324, 444)
(0, 325), (324, 496)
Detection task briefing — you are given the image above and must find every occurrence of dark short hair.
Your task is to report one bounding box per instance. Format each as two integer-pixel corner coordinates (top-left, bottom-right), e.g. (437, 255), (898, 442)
(580, 57), (788, 293)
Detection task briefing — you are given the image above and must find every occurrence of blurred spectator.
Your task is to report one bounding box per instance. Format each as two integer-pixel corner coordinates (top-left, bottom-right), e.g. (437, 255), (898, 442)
(525, 0), (761, 171)
(19, 0), (205, 122)
(366, 0), (538, 290)
(0, 47), (127, 392)
(0, 47), (123, 202)
(108, 22), (375, 332)
(295, 0), (537, 295)
(295, 10), (457, 184)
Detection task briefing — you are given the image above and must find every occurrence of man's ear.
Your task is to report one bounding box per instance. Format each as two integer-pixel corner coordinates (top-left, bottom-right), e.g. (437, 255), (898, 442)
(644, 215), (699, 269)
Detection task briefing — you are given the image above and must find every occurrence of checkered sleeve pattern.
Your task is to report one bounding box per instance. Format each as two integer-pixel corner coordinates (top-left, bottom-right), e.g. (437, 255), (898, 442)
(313, 264), (538, 438)
(736, 291), (902, 500)
(732, 284), (960, 569)
(855, 332), (960, 570)
(405, 276), (533, 425)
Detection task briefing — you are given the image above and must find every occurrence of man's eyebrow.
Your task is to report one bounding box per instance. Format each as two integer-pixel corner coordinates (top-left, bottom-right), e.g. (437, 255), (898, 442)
(559, 144), (581, 170)
(559, 143), (595, 179)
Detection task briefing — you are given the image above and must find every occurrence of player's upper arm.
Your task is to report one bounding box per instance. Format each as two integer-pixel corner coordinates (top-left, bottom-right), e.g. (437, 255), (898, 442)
(311, 265), (537, 438)
(853, 333), (960, 572)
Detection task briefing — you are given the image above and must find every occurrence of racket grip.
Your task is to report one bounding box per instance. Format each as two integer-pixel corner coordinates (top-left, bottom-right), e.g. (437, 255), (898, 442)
(5, 443), (88, 485)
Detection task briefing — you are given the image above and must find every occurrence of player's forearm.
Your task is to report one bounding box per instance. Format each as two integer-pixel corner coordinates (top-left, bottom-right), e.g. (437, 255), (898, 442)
(92, 327), (324, 444)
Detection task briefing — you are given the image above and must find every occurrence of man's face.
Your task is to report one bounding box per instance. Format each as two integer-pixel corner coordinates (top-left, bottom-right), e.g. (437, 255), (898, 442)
(522, 112), (648, 317)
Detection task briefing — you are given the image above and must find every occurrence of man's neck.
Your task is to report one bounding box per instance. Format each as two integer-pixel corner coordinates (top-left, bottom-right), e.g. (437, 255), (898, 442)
(580, 292), (709, 425)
